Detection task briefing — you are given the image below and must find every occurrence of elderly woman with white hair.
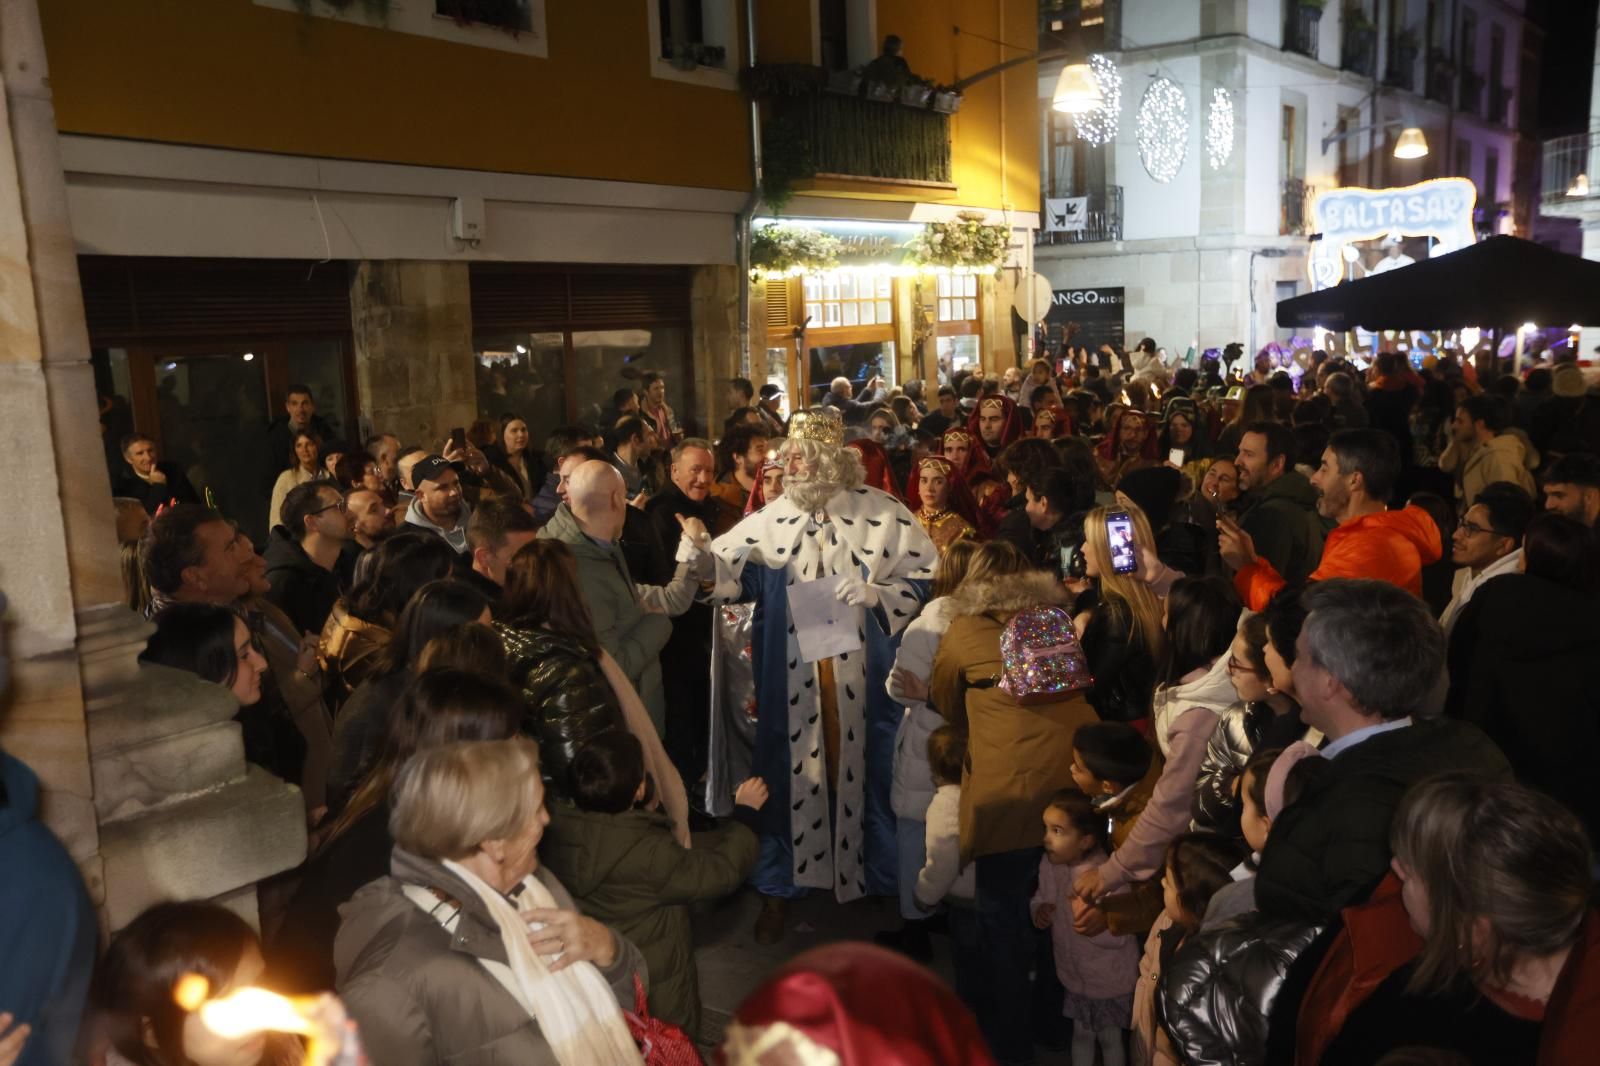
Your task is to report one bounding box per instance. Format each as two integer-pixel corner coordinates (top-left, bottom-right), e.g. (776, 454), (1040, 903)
(333, 737), (646, 1066)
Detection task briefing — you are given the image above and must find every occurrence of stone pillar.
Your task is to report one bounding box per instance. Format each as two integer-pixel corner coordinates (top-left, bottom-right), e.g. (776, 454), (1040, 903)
(691, 265), (741, 434)
(0, 0), (306, 932)
(351, 260), (477, 447)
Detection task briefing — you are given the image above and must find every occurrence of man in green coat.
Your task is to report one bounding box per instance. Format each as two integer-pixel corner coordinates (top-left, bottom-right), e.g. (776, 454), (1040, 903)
(540, 461), (673, 733)
(1233, 421), (1329, 586)
(539, 732), (765, 1036)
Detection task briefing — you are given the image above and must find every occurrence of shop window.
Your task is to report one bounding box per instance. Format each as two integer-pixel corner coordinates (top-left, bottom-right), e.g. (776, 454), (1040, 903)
(808, 341), (896, 406)
(474, 332), (567, 453)
(937, 274), (979, 324)
(571, 327), (691, 433)
(936, 336), (981, 381)
(804, 272), (893, 330)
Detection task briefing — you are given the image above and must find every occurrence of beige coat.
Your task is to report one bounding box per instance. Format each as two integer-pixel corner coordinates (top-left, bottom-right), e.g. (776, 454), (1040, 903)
(929, 572), (1099, 864)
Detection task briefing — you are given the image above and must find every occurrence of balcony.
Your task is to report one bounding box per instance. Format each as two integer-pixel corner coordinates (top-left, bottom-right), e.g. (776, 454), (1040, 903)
(1487, 83), (1511, 126)
(1384, 39), (1418, 91)
(1342, 26), (1377, 77)
(1283, 3), (1321, 60)
(1540, 131), (1600, 215)
(1425, 51), (1455, 105)
(1457, 68), (1483, 117)
(1038, 186), (1124, 245)
(1281, 177), (1315, 236)
(1038, 0), (1121, 51)
(744, 65), (955, 199)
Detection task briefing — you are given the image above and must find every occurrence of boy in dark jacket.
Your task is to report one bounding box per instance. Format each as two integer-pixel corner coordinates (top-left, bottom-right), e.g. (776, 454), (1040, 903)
(538, 732), (764, 1037)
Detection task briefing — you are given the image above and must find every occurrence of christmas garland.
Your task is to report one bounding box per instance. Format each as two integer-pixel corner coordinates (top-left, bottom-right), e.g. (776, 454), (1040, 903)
(750, 224), (841, 276)
(908, 213), (1009, 270)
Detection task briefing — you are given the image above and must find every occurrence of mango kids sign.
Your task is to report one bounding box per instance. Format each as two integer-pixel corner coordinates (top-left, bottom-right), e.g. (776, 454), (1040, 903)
(1307, 177), (1477, 291)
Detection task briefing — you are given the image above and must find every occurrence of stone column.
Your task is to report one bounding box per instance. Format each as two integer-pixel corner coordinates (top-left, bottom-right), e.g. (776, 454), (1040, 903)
(351, 260), (477, 447)
(0, 0), (306, 932)
(691, 264), (741, 434)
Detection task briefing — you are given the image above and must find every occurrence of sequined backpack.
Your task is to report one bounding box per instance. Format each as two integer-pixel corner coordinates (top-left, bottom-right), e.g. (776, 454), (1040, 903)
(997, 605), (1093, 706)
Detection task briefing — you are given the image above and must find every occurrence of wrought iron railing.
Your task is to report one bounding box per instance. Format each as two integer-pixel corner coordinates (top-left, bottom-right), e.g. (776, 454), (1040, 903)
(1283, 4), (1321, 59)
(1038, 186), (1124, 245)
(1281, 177), (1315, 236)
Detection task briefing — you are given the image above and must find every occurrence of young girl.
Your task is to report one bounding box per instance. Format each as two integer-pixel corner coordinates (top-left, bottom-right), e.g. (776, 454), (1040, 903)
(1033, 789), (1141, 1066)
(882, 539), (978, 957)
(1132, 833), (1246, 1066)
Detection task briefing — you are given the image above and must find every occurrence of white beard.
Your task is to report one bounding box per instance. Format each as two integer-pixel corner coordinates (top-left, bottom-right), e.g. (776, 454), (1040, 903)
(783, 476), (843, 515)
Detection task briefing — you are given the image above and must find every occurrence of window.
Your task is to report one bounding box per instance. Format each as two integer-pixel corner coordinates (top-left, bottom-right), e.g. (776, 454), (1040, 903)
(647, 0), (738, 90)
(804, 273), (893, 330)
(937, 274), (978, 324)
(1483, 147), (1499, 205)
(254, 0), (548, 58)
(819, 0), (850, 69)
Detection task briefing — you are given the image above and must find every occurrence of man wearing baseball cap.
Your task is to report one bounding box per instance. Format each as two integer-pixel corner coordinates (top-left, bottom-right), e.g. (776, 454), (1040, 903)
(403, 454), (471, 554)
(756, 383), (787, 437)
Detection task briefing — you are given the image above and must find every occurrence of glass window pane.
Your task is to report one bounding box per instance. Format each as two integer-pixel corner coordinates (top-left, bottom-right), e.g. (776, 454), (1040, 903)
(824, 277), (840, 300)
(966, 298), (978, 320)
(842, 302), (859, 326)
(859, 301), (875, 325)
(284, 339), (351, 444)
(153, 349), (272, 542)
(939, 298), (952, 321)
(825, 302), (841, 327)
(92, 347), (135, 483)
(839, 274), (857, 299)
(937, 335), (982, 378)
(803, 277), (821, 299)
(806, 302), (824, 325)
(475, 331), (566, 454)
(570, 327), (691, 436)
(807, 341), (894, 405)
(938, 274), (951, 298)
(877, 276), (892, 297)
(964, 275), (978, 297)
(877, 300), (892, 323)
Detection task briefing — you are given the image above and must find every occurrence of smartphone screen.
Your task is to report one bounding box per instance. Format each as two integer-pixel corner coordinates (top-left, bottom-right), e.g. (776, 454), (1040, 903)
(449, 427), (467, 450)
(1106, 510), (1137, 574)
(1168, 448), (1185, 467)
(1059, 544), (1078, 579)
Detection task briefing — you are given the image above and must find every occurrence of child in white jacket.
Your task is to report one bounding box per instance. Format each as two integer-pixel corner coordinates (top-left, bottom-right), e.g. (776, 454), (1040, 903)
(914, 725), (982, 1018)
(881, 540), (976, 957)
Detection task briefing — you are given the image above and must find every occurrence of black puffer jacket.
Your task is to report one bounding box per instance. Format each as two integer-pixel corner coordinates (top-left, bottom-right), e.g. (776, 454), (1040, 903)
(1162, 912), (1324, 1066)
(496, 622), (624, 794)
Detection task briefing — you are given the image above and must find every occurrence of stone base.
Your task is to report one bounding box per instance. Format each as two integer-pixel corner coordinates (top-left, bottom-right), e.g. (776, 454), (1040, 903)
(98, 764), (307, 931)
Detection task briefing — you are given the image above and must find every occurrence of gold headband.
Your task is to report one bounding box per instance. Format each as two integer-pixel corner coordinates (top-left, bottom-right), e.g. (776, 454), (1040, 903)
(979, 397), (1006, 414)
(922, 456), (954, 476)
(943, 429), (972, 447)
(786, 408), (844, 448)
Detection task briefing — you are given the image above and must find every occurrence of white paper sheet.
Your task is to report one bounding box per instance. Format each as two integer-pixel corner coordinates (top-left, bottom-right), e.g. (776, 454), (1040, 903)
(787, 574), (864, 664)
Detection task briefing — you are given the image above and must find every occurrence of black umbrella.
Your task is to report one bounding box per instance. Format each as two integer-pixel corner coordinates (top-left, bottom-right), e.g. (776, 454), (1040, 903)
(1277, 235), (1600, 331)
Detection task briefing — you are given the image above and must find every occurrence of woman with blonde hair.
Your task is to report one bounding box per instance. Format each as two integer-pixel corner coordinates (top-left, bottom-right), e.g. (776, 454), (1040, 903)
(1074, 502), (1166, 723)
(334, 737), (646, 1066)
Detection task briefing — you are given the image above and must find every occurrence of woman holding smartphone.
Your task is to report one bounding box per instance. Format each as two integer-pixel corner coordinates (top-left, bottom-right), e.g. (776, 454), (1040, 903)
(1072, 504), (1165, 725)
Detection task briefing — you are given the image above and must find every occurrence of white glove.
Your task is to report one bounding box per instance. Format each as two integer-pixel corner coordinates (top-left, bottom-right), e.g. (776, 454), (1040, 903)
(675, 534), (706, 564)
(835, 576), (880, 608)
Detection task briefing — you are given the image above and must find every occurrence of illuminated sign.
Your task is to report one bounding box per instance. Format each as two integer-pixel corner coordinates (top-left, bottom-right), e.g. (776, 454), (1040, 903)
(1307, 178), (1477, 291)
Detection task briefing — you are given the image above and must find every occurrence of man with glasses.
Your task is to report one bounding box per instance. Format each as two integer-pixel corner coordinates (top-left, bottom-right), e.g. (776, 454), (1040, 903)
(265, 481), (352, 635)
(1439, 482), (1535, 635)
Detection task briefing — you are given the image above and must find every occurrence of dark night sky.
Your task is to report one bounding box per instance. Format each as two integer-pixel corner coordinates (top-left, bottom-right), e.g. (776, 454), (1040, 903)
(1534, 0), (1599, 135)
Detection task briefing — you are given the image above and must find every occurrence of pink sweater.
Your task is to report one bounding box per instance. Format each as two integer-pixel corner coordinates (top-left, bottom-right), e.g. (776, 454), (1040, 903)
(1032, 852), (1141, 1001)
(1099, 706), (1217, 894)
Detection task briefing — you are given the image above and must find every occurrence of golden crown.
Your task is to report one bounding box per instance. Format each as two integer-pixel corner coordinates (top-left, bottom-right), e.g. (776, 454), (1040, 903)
(786, 408), (845, 448)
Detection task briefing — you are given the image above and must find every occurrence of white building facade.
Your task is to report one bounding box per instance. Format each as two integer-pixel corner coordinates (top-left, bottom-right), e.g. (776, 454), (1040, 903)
(1035, 0), (1535, 357)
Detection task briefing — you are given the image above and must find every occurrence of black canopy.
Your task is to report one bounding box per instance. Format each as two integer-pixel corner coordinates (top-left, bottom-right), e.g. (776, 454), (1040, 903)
(1276, 235), (1600, 331)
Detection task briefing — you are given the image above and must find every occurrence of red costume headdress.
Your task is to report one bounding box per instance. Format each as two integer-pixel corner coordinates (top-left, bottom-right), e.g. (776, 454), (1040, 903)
(744, 457), (784, 515)
(717, 943), (996, 1066)
(1031, 405), (1072, 439)
(844, 438), (902, 500)
(903, 455), (982, 533)
(966, 394), (1023, 452)
(939, 428), (994, 484)
(1094, 407), (1160, 464)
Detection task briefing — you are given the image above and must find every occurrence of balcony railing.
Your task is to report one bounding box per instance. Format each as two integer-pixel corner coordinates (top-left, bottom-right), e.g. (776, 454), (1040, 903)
(1384, 40), (1418, 91)
(1342, 27), (1377, 77)
(1283, 3), (1321, 59)
(1038, 186), (1124, 245)
(1541, 131), (1600, 205)
(1425, 51), (1455, 105)
(1281, 177), (1315, 236)
(1457, 68), (1483, 117)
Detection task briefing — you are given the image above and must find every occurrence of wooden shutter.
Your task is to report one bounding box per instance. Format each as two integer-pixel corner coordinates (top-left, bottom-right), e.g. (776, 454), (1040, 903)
(78, 256), (352, 341)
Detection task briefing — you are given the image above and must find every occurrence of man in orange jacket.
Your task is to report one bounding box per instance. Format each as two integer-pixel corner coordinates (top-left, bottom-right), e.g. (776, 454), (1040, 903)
(1219, 429), (1442, 610)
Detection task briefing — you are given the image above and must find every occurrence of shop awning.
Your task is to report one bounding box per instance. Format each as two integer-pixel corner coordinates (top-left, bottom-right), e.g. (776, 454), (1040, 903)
(1276, 235), (1600, 331)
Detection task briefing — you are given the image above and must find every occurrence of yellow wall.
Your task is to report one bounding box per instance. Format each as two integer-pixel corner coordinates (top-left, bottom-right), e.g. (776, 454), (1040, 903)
(39, 0), (1036, 209)
(38, 0), (751, 190)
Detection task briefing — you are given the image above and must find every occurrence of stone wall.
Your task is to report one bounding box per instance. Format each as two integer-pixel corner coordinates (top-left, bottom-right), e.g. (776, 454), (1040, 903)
(691, 264), (741, 433)
(351, 260), (478, 447)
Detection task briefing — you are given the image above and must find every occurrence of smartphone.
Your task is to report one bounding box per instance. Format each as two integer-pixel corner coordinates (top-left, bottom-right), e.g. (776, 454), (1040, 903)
(1106, 510), (1137, 575)
(1168, 448), (1185, 467)
(449, 427), (467, 450)
(1059, 544), (1085, 581)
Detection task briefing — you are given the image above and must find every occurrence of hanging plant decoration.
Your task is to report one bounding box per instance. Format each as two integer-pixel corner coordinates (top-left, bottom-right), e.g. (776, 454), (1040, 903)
(750, 224), (842, 277)
(292, 0), (392, 21)
(1136, 77), (1189, 183)
(1072, 54), (1122, 147)
(1206, 87), (1235, 170)
(908, 212), (1009, 271)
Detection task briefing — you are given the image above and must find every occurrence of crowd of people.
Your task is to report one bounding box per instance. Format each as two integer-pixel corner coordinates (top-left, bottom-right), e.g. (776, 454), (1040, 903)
(6, 338), (1600, 1066)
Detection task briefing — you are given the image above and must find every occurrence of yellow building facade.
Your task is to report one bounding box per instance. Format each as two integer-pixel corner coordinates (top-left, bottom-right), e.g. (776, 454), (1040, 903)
(40, 0), (1038, 511)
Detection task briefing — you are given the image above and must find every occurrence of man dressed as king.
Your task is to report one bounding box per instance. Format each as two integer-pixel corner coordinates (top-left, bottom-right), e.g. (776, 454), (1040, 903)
(699, 408), (934, 942)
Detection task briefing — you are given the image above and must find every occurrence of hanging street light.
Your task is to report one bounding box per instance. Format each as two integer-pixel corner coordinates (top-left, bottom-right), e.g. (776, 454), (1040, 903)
(1051, 61), (1104, 114)
(1392, 127), (1429, 159)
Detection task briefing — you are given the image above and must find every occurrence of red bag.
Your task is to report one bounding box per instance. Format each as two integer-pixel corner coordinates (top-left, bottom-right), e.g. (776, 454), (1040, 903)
(625, 974), (703, 1066)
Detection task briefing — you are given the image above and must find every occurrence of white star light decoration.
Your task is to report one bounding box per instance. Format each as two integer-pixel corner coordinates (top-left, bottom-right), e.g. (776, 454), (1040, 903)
(1137, 77), (1188, 183)
(1206, 87), (1235, 170)
(1072, 54), (1122, 147)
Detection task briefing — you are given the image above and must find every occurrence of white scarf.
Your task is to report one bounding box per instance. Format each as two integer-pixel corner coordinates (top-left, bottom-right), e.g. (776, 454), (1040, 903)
(438, 859), (643, 1066)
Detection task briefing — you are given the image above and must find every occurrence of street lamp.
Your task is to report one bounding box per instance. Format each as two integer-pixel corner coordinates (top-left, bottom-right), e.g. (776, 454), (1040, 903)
(1392, 127), (1429, 160)
(1051, 62), (1103, 114)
